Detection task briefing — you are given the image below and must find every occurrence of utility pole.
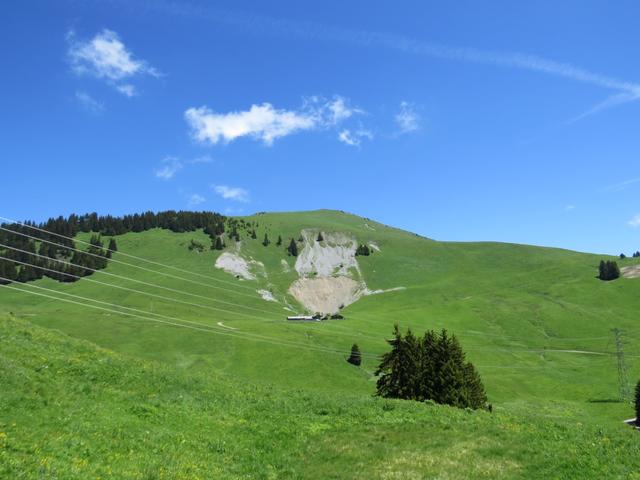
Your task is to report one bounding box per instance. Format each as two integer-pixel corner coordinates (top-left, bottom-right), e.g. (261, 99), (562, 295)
(611, 328), (631, 402)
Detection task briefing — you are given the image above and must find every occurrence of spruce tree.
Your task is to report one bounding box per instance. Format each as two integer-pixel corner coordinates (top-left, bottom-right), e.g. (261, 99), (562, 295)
(317, 232), (324, 242)
(262, 233), (270, 247)
(276, 235), (282, 247)
(251, 229), (257, 239)
(347, 343), (362, 366)
(108, 238), (118, 252)
(287, 238), (298, 257)
(375, 325), (420, 400)
(214, 236), (224, 250)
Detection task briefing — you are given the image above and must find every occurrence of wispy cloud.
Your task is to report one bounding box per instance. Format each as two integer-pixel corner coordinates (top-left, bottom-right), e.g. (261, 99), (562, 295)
(603, 177), (640, 193)
(154, 156), (183, 180)
(187, 193), (206, 206)
(564, 205), (575, 212)
(628, 214), (640, 228)
(213, 185), (250, 202)
(338, 128), (373, 147)
(68, 29), (158, 96)
(75, 90), (104, 113)
(185, 96), (363, 146)
(395, 101), (420, 134)
(142, 3), (640, 119)
(188, 155), (214, 164)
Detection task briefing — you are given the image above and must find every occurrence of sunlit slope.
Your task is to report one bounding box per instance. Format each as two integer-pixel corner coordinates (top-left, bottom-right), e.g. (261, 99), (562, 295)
(1, 209), (640, 422)
(2, 314), (639, 479)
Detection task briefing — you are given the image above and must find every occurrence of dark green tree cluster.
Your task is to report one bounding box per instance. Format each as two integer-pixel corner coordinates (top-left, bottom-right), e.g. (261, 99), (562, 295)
(598, 260), (620, 281)
(287, 238), (298, 257)
(347, 343), (362, 366)
(355, 244), (370, 256)
(0, 210), (225, 286)
(375, 325), (488, 410)
(633, 251), (640, 258)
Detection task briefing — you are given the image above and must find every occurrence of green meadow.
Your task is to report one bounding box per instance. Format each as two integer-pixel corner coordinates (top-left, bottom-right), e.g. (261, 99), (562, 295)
(2, 209), (640, 477)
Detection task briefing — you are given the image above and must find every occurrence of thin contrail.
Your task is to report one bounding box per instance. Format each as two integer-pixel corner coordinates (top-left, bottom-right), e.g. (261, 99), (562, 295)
(128, 0), (640, 120)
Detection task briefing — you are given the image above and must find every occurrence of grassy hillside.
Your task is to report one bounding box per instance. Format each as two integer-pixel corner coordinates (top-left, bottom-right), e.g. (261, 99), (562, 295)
(2, 314), (640, 479)
(1, 209), (640, 429)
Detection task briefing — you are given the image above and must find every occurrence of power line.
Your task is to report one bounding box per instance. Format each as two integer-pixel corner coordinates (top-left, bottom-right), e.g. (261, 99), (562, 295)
(0, 244), (282, 316)
(0, 282), (382, 359)
(0, 220), (257, 293)
(1, 257), (279, 322)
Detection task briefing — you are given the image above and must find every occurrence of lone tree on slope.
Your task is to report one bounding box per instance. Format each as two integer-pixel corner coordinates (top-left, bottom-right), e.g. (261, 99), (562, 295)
(262, 233), (270, 247)
(347, 344), (362, 366)
(287, 238), (298, 257)
(276, 235), (282, 246)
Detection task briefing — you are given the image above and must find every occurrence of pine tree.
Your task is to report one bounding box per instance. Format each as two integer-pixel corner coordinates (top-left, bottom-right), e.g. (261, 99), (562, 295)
(276, 235), (282, 247)
(108, 238), (118, 252)
(287, 238), (298, 257)
(317, 232), (324, 242)
(262, 233), (270, 247)
(214, 236), (224, 251)
(375, 325), (420, 400)
(347, 343), (362, 366)
(251, 229), (257, 239)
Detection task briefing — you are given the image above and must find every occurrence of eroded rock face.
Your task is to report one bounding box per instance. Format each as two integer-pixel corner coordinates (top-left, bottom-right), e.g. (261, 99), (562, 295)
(294, 230), (360, 277)
(215, 252), (263, 280)
(288, 277), (365, 314)
(621, 265), (640, 278)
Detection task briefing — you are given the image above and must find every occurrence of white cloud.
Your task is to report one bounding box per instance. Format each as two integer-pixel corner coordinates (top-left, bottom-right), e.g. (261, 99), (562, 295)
(628, 214), (640, 228)
(395, 101), (420, 134)
(68, 29), (158, 96)
(326, 96), (362, 124)
(213, 185), (249, 202)
(188, 194), (206, 206)
(116, 84), (137, 97)
(338, 128), (373, 147)
(75, 91), (104, 113)
(185, 96), (363, 146)
(564, 205), (575, 212)
(185, 103), (315, 145)
(154, 156), (183, 180)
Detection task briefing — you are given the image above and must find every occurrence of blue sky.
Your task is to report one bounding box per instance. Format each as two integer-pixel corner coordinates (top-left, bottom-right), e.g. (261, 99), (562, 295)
(2, 0), (640, 254)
